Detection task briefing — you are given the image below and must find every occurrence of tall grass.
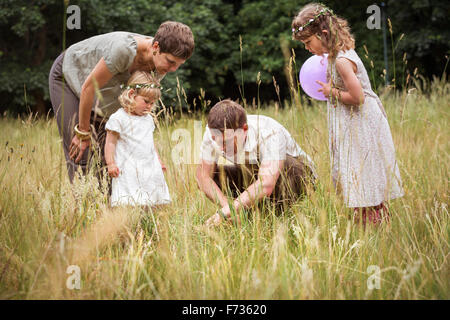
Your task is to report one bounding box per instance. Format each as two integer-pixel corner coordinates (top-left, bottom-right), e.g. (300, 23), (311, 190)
(0, 77), (448, 299)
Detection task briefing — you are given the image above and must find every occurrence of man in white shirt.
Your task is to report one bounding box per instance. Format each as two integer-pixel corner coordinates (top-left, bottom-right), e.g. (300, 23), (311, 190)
(196, 99), (317, 226)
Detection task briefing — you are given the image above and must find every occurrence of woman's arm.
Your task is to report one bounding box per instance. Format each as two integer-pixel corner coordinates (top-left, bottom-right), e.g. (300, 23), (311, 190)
(70, 58), (114, 163)
(317, 58), (365, 106)
(105, 130), (120, 177)
(79, 58), (114, 130)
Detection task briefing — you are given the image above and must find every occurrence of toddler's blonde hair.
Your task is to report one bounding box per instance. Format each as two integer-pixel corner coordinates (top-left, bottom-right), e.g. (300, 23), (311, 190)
(118, 71), (161, 113)
(292, 3), (355, 60)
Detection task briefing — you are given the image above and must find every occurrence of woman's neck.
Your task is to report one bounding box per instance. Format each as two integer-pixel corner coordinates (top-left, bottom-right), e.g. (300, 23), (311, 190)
(130, 37), (155, 73)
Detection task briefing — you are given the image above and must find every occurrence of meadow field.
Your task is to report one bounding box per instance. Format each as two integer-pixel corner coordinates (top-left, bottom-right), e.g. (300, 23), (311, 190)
(0, 78), (448, 299)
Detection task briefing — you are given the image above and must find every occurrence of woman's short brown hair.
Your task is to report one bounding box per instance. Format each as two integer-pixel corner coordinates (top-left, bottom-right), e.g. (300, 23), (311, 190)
(153, 21), (195, 60)
(207, 99), (247, 131)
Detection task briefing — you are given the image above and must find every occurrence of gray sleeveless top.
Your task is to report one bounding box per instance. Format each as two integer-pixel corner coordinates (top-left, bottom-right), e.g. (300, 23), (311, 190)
(62, 31), (159, 118)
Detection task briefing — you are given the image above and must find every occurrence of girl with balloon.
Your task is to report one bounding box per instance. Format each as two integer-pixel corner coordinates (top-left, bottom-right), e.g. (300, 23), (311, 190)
(292, 3), (403, 226)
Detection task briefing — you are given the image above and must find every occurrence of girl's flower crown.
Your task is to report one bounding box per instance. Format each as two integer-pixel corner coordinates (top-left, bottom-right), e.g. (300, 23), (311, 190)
(119, 83), (163, 90)
(292, 7), (335, 34)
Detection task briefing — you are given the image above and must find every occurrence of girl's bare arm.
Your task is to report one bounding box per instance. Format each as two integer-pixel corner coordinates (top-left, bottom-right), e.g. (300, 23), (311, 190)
(105, 130), (120, 177)
(334, 58), (365, 106)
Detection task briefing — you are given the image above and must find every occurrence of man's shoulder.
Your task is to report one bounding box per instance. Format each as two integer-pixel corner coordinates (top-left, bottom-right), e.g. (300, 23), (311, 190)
(247, 114), (284, 132)
(202, 125), (214, 142)
(247, 114), (281, 123)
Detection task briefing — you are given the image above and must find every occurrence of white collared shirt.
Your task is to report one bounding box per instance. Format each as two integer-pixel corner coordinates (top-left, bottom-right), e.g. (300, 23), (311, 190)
(200, 114), (314, 167)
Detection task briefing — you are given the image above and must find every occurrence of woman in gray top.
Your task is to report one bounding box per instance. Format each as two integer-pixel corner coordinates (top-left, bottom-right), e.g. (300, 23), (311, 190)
(48, 21), (194, 184)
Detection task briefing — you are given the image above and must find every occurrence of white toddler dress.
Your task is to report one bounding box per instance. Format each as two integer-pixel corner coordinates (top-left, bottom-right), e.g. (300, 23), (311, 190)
(105, 108), (171, 207)
(327, 49), (404, 207)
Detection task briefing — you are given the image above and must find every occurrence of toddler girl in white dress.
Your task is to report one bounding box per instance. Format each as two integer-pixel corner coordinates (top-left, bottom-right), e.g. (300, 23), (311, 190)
(104, 71), (170, 207)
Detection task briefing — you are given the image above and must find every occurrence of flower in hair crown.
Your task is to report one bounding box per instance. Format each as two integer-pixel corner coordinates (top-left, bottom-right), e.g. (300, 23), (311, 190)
(119, 83), (163, 90)
(292, 7), (334, 34)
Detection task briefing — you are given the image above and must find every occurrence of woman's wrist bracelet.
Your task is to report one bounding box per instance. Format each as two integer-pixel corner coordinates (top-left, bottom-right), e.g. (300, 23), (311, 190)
(74, 124), (91, 140)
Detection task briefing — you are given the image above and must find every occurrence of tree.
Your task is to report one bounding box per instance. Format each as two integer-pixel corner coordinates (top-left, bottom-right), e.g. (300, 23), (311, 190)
(0, 0), (448, 115)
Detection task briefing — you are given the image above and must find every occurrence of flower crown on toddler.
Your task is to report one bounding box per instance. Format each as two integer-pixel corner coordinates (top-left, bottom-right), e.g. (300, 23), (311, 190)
(119, 83), (163, 90)
(292, 7), (335, 34)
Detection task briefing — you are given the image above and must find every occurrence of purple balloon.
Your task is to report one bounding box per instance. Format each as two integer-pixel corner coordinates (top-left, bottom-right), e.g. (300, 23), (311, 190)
(299, 54), (328, 101)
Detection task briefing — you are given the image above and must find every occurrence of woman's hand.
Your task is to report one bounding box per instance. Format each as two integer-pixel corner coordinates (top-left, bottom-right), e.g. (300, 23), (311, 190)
(107, 163), (120, 178)
(69, 135), (91, 163)
(74, 57), (113, 164)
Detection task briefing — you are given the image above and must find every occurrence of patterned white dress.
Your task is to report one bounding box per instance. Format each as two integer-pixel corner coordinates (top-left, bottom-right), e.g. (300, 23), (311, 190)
(105, 108), (171, 207)
(327, 49), (404, 207)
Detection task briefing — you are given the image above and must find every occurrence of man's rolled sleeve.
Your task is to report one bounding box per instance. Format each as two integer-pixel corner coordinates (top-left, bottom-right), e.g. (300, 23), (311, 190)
(200, 128), (219, 163)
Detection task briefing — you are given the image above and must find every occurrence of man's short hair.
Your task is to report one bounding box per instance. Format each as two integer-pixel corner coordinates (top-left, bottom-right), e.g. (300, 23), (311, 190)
(207, 99), (247, 131)
(154, 21), (195, 60)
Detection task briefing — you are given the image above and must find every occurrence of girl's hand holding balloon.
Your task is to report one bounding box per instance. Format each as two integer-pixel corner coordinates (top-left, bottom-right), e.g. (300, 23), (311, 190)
(316, 80), (332, 98)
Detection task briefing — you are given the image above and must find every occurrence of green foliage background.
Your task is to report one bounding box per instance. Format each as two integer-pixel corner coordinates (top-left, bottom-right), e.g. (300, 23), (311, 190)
(0, 0), (449, 115)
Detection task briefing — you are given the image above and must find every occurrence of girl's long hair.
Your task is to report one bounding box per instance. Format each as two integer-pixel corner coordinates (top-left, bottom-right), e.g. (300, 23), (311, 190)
(292, 3), (355, 60)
